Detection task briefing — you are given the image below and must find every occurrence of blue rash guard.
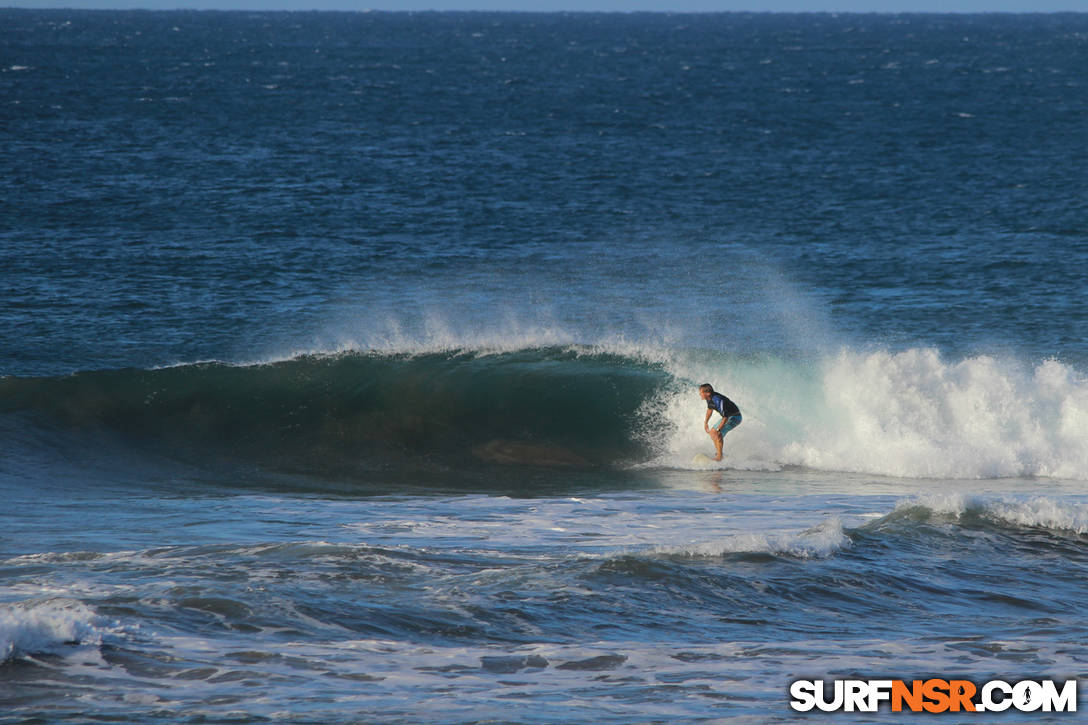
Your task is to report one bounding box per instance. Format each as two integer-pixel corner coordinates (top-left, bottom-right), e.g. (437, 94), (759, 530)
(707, 392), (740, 418)
(707, 392), (742, 434)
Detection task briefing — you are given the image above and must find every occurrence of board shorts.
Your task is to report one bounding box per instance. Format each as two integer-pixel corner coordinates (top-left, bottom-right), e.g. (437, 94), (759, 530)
(715, 413), (742, 436)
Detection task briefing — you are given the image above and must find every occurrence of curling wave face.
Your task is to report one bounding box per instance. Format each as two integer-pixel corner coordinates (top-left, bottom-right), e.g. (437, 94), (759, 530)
(0, 347), (671, 477)
(4, 344), (1088, 483)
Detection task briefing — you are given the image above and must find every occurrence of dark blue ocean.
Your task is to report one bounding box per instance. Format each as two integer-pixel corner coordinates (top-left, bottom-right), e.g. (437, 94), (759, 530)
(3, 9), (1088, 722)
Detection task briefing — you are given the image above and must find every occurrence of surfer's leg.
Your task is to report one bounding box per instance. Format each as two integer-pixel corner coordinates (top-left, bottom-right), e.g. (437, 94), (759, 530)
(713, 415), (741, 461)
(721, 414), (741, 436)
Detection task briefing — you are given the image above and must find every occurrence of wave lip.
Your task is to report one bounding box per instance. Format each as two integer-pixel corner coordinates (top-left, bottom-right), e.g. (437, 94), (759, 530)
(0, 347), (672, 477)
(894, 493), (1088, 536)
(0, 599), (103, 662)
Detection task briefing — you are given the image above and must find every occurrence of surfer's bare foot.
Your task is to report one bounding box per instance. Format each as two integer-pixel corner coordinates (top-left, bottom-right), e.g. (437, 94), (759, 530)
(713, 454), (722, 462)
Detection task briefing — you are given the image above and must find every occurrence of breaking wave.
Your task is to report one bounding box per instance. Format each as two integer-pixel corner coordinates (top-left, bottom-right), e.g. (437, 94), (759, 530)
(4, 344), (1088, 481)
(0, 599), (103, 663)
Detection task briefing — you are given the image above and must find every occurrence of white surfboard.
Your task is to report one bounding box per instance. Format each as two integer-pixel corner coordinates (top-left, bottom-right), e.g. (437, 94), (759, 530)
(692, 453), (715, 465)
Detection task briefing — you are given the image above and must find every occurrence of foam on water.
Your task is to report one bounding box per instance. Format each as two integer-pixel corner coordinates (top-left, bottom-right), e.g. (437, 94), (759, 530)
(655, 347), (1088, 481)
(0, 599), (102, 662)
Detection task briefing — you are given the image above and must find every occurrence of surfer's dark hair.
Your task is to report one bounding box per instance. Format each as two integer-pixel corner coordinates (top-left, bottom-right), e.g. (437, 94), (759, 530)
(699, 383), (714, 394)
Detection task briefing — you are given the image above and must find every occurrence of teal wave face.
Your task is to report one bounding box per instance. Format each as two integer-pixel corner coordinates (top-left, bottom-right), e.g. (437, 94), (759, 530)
(0, 348), (672, 477)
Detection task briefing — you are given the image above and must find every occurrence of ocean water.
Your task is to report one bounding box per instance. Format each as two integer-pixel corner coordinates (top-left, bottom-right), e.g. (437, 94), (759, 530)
(2, 9), (1088, 722)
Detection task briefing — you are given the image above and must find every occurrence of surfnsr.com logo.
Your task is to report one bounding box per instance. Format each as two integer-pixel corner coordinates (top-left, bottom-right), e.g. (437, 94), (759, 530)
(790, 679), (1077, 713)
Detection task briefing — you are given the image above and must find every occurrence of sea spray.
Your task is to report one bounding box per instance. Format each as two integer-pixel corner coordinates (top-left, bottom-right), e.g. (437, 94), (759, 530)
(656, 347), (1088, 480)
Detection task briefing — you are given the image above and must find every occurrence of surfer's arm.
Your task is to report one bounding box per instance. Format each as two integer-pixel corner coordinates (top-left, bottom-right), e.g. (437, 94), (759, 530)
(703, 408), (713, 432)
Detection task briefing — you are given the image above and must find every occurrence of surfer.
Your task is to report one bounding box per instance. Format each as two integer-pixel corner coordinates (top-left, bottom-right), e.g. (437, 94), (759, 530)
(699, 383), (742, 461)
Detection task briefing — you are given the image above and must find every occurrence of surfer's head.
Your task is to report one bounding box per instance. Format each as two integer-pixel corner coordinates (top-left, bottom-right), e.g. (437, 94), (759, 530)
(698, 383), (714, 400)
